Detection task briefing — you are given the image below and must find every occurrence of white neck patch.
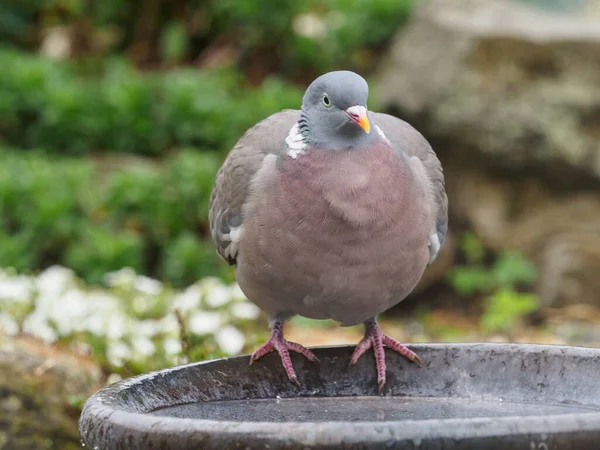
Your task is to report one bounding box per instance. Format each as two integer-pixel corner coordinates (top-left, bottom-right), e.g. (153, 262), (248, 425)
(375, 125), (390, 144)
(285, 123), (307, 159)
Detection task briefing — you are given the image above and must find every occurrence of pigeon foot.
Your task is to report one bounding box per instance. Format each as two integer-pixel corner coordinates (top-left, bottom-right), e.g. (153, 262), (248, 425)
(350, 318), (422, 394)
(249, 320), (319, 388)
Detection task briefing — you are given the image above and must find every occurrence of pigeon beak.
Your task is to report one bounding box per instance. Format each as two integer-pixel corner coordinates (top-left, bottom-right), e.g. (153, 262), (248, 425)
(345, 105), (371, 134)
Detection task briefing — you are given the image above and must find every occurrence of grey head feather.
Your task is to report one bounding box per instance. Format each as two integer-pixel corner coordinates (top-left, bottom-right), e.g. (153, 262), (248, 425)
(299, 70), (376, 150)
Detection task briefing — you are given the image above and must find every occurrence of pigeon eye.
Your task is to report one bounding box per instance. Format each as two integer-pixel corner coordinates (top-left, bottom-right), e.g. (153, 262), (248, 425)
(322, 94), (331, 107)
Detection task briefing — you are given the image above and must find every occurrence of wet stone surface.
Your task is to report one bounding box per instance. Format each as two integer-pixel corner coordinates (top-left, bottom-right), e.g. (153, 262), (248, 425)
(149, 396), (599, 422)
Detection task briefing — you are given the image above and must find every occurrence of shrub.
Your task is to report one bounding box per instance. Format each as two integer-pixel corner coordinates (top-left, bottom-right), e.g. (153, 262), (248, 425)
(64, 226), (145, 285)
(1, 0), (416, 73)
(0, 148), (228, 286)
(448, 232), (540, 334)
(0, 48), (303, 156)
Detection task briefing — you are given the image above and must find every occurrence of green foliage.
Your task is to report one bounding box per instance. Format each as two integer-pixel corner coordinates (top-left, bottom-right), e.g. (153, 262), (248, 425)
(321, 0), (416, 67)
(492, 252), (537, 288)
(0, 0), (416, 73)
(0, 48), (303, 156)
(67, 395), (87, 409)
(0, 148), (228, 286)
(459, 231), (486, 265)
(159, 232), (230, 288)
(480, 289), (539, 334)
(449, 251), (537, 297)
(0, 0), (51, 45)
(0, 148), (92, 268)
(213, 0), (307, 45)
(65, 226), (145, 285)
(448, 232), (540, 333)
(160, 21), (190, 64)
(0, 0), (418, 288)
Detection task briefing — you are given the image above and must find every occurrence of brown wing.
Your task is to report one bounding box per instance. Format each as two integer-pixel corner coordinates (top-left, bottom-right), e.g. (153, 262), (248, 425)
(209, 109), (300, 264)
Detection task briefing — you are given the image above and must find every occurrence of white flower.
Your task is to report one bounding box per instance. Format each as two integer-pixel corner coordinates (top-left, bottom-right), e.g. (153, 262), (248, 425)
(107, 341), (132, 367)
(0, 313), (19, 336)
(40, 27), (71, 60)
(85, 314), (108, 337)
(163, 338), (182, 355)
(204, 282), (232, 308)
(48, 288), (87, 336)
(134, 276), (163, 296)
(136, 319), (160, 337)
(106, 373), (122, 386)
(30, 292), (53, 317)
(103, 267), (136, 287)
(155, 314), (179, 335)
(172, 285), (201, 312)
(105, 314), (128, 340)
(197, 277), (232, 308)
(215, 326), (245, 355)
(131, 336), (156, 357)
(230, 301), (261, 320)
(229, 283), (247, 302)
(293, 13), (327, 39)
(22, 312), (58, 343)
(0, 275), (33, 302)
(188, 311), (221, 335)
(36, 266), (74, 296)
(86, 289), (121, 308)
(132, 295), (152, 314)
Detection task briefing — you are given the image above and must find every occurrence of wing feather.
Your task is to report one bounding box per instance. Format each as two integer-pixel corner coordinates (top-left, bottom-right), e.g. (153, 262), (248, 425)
(209, 110), (300, 264)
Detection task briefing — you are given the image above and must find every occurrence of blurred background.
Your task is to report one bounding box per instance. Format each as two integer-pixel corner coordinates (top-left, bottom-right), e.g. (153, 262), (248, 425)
(1, 0), (600, 447)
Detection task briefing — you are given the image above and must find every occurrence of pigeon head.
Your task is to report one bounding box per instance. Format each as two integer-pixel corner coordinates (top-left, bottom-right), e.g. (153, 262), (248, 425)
(299, 71), (374, 150)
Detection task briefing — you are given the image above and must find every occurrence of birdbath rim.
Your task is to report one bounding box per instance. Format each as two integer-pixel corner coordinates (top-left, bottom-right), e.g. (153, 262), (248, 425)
(79, 343), (600, 449)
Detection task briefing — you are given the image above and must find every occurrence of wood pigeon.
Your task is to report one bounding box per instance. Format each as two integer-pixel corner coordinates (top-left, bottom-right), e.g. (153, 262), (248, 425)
(209, 70), (448, 393)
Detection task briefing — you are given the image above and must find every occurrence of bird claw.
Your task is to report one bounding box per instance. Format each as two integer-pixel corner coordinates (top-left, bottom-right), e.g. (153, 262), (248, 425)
(290, 375), (302, 390)
(351, 319), (422, 394)
(377, 378), (386, 395)
(413, 354), (423, 368)
(249, 322), (317, 389)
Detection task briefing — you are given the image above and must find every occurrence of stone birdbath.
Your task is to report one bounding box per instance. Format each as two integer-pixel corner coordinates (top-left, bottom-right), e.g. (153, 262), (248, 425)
(79, 343), (600, 449)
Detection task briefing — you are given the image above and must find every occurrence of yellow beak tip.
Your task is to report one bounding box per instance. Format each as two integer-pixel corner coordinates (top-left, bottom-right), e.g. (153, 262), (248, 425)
(360, 118), (371, 134)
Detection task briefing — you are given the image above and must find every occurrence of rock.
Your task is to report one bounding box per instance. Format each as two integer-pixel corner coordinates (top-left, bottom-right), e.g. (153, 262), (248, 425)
(0, 334), (103, 450)
(375, 0), (600, 307)
(445, 163), (600, 307)
(377, 0), (600, 182)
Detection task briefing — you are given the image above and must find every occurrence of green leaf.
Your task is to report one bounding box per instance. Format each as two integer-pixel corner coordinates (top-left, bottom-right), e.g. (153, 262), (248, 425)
(160, 21), (189, 64)
(480, 288), (539, 333)
(448, 266), (494, 295)
(492, 252), (537, 287)
(459, 231), (485, 265)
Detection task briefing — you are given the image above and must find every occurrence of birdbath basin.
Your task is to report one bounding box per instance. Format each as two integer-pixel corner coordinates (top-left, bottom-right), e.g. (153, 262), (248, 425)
(79, 343), (600, 449)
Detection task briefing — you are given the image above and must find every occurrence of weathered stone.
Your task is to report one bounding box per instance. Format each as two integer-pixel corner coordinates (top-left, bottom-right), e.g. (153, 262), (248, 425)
(0, 334), (102, 450)
(376, 0), (600, 307)
(377, 0), (600, 180)
(445, 162), (600, 307)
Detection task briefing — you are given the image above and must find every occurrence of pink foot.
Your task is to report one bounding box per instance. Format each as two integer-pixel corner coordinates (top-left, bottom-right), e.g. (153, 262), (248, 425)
(350, 318), (422, 394)
(249, 320), (319, 388)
